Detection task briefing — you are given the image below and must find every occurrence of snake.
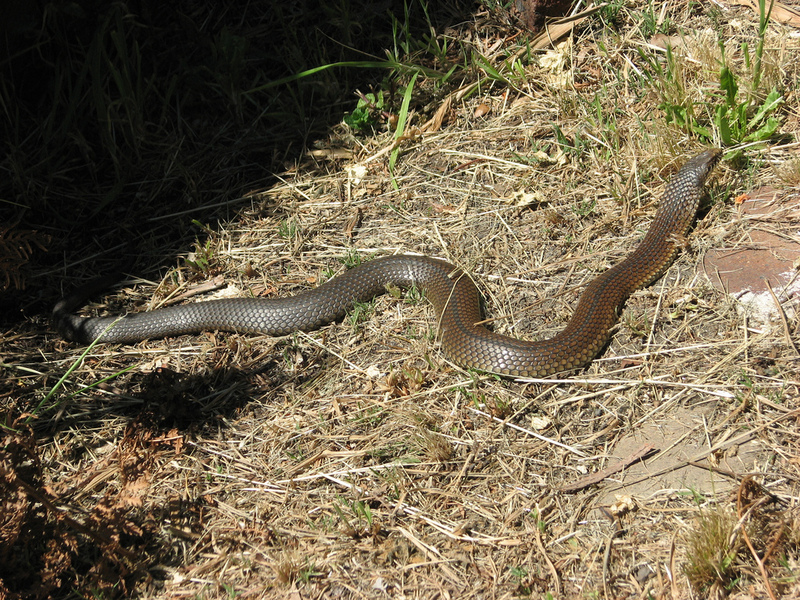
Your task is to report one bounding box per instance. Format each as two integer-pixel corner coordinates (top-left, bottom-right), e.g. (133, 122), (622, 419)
(54, 149), (721, 377)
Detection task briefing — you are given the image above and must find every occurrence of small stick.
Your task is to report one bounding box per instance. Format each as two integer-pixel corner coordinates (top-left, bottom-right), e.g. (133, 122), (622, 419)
(765, 279), (800, 357)
(559, 444), (656, 493)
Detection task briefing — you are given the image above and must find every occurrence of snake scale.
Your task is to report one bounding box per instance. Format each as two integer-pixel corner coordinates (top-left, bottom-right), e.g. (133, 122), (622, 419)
(54, 149), (721, 377)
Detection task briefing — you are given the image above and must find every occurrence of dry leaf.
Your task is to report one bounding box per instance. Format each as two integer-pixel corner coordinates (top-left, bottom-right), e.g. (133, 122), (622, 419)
(650, 33), (688, 50)
(421, 95), (453, 132)
(346, 164), (367, 186)
(610, 495), (636, 517)
(731, 0), (800, 26)
(474, 103), (491, 118)
(530, 416), (551, 430)
(306, 147), (353, 160)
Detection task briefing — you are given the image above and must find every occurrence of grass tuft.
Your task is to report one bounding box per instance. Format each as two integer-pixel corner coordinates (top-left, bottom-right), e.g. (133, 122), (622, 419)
(683, 506), (741, 595)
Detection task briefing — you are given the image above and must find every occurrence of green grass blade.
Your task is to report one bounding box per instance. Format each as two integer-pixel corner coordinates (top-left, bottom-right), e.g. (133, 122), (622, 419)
(243, 61), (398, 96)
(389, 71), (419, 190)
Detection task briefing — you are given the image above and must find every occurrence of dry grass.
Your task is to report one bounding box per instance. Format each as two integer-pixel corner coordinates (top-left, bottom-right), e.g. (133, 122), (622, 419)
(2, 1), (800, 598)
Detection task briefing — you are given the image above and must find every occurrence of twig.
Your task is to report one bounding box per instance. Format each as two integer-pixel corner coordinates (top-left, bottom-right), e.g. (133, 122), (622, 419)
(533, 516), (561, 596)
(669, 533), (680, 600)
(603, 528), (625, 599)
(737, 476), (777, 600)
(468, 407), (587, 457)
(685, 460), (743, 481)
(765, 279), (800, 356)
(559, 444), (657, 493)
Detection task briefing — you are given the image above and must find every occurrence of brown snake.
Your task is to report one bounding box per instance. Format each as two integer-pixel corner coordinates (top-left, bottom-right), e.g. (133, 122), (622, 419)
(55, 149), (721, 377)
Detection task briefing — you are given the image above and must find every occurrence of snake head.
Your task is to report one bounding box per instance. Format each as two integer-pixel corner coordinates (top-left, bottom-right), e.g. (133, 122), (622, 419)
(680, 148), (722, 185)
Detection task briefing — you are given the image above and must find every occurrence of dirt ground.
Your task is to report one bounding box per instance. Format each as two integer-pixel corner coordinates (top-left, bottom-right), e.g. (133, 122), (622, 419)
(2, 1), (800, 599)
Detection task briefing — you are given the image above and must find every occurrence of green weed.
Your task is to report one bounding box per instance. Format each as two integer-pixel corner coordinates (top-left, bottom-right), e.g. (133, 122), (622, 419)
(344, 91), (387, 133)
(750, 0), (776, 91)
(509, 565), (534, 595)
(347, 300), (375, 331)
(596, 0), (626, 29)
(278, 219), (298, 240)
(341, 249), (363, 268)
(641, 0), (781, 150)
(185, 236), (216, 274)
(714, 65), (782, 148)
(572, 198), (596, 217)
(640, 44), (712, 140)
(552, 123), (589, 157)
(403, 284), (424, 305)
(638, 1), (670, 38)
(332, 495), (375, 538)
(298, 560), (321, 583)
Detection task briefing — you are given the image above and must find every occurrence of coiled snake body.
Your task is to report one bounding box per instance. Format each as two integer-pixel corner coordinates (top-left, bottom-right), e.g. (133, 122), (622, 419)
(55, 150), (721, 377)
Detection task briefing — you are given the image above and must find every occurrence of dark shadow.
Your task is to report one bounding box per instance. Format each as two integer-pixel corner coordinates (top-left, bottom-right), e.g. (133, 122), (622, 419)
(0, 0), (485, 327)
